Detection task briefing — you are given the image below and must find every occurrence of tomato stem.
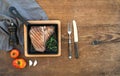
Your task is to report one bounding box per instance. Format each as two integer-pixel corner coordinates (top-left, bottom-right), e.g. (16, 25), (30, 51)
(17, 61), (21, 65)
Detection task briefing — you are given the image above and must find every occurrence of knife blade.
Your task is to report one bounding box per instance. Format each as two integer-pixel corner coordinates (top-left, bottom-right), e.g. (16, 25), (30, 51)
(73, 20), (79, 59)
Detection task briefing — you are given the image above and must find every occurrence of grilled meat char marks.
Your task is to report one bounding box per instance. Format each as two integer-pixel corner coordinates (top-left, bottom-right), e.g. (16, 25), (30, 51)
(29, 26), (54, 52)
(30, 27), (45, 52)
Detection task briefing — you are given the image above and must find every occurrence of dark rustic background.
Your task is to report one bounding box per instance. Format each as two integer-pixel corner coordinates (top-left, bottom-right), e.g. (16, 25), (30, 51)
(1, 0), (120, 76)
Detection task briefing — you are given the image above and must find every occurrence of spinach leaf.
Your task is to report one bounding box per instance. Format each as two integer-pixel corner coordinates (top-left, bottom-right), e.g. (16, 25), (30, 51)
(46, 35), (58, 52)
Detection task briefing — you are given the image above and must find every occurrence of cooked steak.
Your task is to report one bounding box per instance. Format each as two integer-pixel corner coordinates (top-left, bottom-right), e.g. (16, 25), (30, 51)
(29, 26), (54, 52)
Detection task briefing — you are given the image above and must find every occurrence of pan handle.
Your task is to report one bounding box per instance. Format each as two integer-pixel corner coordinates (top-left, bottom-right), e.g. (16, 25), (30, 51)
(9, 6), (28, 25)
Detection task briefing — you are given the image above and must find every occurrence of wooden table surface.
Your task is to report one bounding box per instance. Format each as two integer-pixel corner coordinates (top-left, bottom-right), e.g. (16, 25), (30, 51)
(1, 0), (120, 76)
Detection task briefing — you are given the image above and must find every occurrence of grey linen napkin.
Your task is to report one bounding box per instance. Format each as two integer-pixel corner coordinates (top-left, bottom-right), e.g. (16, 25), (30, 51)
(0, 0), (48, 51)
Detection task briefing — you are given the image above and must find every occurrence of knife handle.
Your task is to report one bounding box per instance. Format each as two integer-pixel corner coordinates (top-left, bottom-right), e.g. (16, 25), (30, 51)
(68, 35), (72, 59)
(74, 42), (79, 59)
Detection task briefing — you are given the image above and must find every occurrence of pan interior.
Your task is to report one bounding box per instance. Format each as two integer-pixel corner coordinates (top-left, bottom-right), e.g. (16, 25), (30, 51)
(27, 24), (59, 55)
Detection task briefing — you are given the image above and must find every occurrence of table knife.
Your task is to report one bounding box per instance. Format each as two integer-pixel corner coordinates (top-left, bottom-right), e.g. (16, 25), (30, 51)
(73, 20), (79, 59)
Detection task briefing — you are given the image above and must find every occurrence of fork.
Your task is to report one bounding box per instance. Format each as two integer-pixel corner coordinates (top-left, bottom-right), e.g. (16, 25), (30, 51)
(68, 22), (72, 59)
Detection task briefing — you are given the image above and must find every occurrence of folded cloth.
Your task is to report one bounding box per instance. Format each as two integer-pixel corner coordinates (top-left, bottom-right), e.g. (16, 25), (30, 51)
(0, 0), (48, 52)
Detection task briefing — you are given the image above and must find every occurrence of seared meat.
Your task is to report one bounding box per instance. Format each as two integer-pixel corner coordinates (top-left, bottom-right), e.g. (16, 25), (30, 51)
(29, 26), (54, 52)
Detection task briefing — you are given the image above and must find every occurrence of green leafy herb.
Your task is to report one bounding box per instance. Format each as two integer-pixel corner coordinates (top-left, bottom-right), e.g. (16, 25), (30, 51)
(46, 35), (58, 52)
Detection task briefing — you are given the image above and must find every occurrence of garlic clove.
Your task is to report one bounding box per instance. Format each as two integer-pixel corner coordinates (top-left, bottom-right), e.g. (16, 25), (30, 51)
(29, 60), (33, 66)
(33, 60), (38, 66)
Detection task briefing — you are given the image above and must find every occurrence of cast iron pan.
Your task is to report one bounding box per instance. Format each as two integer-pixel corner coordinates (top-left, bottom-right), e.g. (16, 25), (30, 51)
(9, 7), (58, 54)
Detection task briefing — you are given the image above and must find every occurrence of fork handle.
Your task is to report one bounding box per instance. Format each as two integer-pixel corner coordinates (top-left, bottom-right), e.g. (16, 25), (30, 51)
(68, 35), (72, 59)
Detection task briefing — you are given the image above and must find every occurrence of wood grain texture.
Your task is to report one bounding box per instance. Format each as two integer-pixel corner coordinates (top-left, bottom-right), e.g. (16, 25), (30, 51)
(1, 0), (120, 76)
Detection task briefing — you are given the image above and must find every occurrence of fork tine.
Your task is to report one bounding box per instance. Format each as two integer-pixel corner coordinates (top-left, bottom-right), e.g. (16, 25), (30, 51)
(68, 22), (70, 31)
(70, 22), (72, 32)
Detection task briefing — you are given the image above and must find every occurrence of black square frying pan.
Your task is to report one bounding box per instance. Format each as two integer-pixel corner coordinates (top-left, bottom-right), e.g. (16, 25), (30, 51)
(9, 7), (61, 57)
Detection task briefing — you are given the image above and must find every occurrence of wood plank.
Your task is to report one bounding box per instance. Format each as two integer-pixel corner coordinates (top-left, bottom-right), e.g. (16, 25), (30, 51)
(1, 0), (120, 76)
